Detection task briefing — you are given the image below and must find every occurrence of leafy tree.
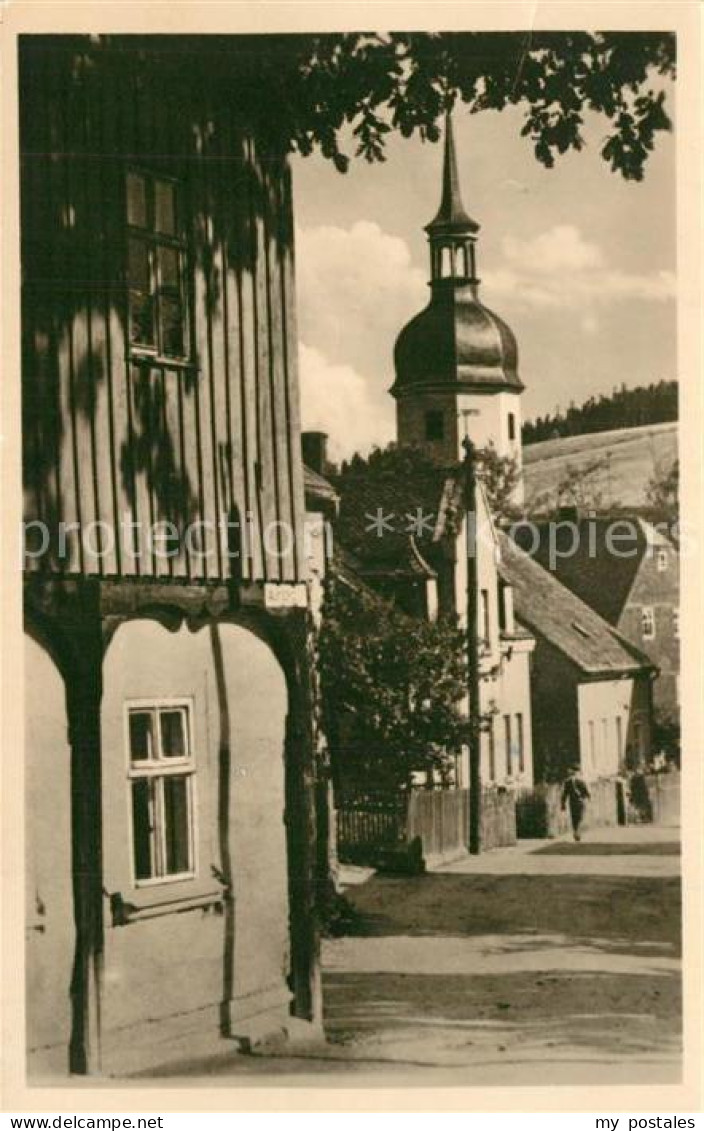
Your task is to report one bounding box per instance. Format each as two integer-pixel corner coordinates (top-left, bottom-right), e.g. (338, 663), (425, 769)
(646, 457), (679, 523)
(523, 380), (678, 444)
(319, 574), (470, 788)
(336, 442), (520, 550)
(474, 444), (522, 521)
(254, 32), (675, 181)
(83, 33), (674, 181)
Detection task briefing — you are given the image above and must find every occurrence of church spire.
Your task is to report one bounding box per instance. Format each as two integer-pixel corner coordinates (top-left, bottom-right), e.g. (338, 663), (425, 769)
(424, 112), (480, 287)
(425, 111), (479, 236)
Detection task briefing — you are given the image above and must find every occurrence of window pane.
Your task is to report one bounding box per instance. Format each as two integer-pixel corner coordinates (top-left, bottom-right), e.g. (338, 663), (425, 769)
(155, 179), (176, 234)
(159, 245), (180, 287)
(127, 172), (148, 228)
(128, 237), (151, 289)
(131, 778), (155, 880)
(159, 293), (184, 356)
(129, 289), (155, 347)
(163, 776), (191, 874)
(129, 711), (154, 762)
(160, 709), (187, 758)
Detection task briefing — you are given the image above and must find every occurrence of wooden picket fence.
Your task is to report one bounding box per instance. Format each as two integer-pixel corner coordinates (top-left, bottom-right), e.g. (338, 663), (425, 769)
(336, 785), (516, 870)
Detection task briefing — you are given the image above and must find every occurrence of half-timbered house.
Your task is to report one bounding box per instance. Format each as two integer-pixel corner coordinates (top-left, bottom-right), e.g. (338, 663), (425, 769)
(21, 34), (321, 1077)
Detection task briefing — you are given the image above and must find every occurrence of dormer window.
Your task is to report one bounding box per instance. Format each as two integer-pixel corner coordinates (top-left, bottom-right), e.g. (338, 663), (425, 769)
(126, 169), (190, 362)
(425, 410), (444, 441)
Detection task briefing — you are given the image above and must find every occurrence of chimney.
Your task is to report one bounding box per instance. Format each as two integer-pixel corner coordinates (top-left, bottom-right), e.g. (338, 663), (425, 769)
(302, 431), (328, 476)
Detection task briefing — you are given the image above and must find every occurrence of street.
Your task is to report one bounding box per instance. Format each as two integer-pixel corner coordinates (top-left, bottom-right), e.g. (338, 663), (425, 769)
(133, 823), (681, 1086)
(322, 824), (681, 1084)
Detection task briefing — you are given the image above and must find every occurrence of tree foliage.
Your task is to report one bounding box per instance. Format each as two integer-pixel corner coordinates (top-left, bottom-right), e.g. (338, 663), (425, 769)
(255, 31), (675, 180)
(81, 32), (674, 181)
(645, 457), (679, 523)
(336, 442), (520, 546)
(319, 574), (470, 788)
(523, 380), (678, 445)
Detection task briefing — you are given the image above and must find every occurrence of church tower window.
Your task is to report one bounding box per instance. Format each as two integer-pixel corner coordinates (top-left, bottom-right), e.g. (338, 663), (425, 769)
(425, 410), (444, 441)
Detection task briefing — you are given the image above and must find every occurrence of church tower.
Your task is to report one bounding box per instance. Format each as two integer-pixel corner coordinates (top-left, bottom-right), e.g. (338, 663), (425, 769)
(392, 113), (524, 501)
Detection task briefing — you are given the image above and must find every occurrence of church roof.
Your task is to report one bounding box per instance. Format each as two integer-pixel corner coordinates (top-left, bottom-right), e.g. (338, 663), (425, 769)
(392, 113), (523, 397)
(425, 112), (480, 235)
(392, 288), (523, 394)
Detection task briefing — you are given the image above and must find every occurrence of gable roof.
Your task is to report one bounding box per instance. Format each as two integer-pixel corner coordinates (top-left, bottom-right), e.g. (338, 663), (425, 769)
(509, 516), (674, 625)
(497, 531), (655, 677)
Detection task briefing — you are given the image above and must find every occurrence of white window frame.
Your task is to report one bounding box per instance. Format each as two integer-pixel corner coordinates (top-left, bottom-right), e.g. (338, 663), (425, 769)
(641, 606), (656, 640)
(656, 548), (668, 572)
(125, 697), (198, 889)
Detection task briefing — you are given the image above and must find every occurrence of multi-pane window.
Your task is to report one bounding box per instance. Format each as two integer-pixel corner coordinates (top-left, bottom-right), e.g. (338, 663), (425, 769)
(673, 607), (679, 638)
(503, 714), (512, 777)
(656, 549), (668, 572)
(127, 702), (195, 884)
(641, 606), (656, 640)
(126, 170), (189, 360)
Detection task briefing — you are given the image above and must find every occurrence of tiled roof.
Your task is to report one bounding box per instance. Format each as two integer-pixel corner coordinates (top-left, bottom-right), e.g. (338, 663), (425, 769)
(497, 532), (654, 677)
(335, 462), (451, 577)
(509, 516), (674, 626)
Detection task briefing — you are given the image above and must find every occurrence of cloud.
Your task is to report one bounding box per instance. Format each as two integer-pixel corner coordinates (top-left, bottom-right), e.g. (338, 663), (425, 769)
(295, 221), (426, 379)
(298, 343), (394, 462)
(483, 224), (676, 310)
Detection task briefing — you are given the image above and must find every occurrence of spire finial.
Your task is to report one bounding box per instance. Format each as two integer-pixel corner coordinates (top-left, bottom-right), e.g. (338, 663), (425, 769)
(425, 111), (479, 235)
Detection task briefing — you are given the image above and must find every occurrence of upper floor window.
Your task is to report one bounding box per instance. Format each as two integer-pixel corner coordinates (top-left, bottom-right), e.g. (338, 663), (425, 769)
(508, 413), (516, 442)
(481, 588), (490, 643)
(126, 170), (189, 361)
(127, 701), (196, 884)
(641, 606), (656, 640)
(425, 410), (444, 441)
(656, 548), (668, 571)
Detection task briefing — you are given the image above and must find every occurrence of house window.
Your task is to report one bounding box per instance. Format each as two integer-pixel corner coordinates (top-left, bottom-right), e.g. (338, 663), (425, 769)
(588, 720), (596, 772)
(601, 718), (608, 766)
(673, 607), (679, 638)
(126, 170), (189, 361)
(656, 549), (668, 572)
(503, 714), (512, 776)
(425, 410), (444, 441)
(641, 606), (656, 640)
(127, 702), (196, 884)
(481, 588), (490, 644)
(515, 713), (525, 773)
(487, 720), (496, 782)
(616, 715), (623, 762)
(508, 413), (516, 442)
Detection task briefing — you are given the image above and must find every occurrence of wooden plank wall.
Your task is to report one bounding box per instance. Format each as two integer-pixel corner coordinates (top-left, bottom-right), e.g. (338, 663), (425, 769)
(20, 38), (306, 584)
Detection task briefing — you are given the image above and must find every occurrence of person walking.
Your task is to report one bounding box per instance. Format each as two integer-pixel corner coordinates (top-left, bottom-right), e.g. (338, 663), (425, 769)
(561, 765), (591, 841)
